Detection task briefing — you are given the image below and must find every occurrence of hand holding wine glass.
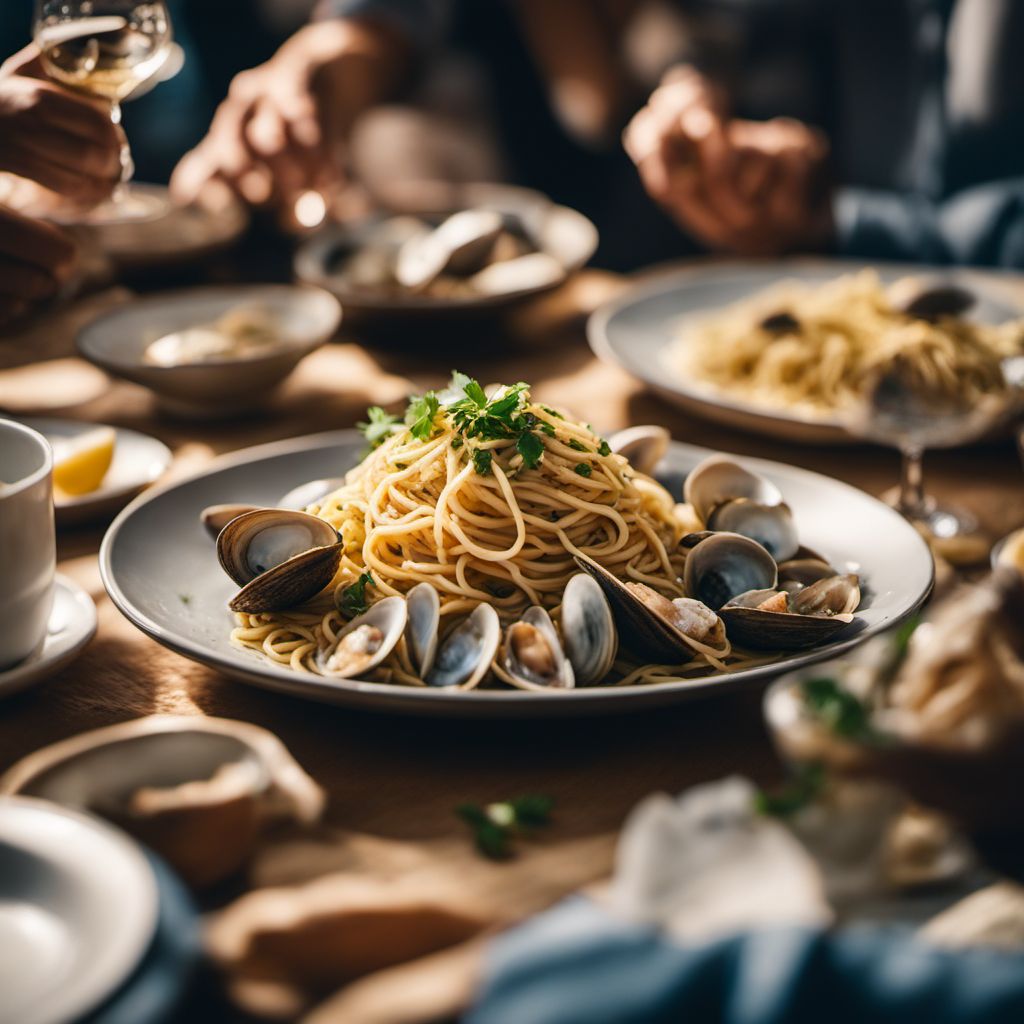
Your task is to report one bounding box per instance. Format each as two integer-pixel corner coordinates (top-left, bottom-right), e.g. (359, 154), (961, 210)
(31, 0), (173, 221)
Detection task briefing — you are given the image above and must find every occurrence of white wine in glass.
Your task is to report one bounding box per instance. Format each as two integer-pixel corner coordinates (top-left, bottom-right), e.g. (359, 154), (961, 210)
(33, 1), (173, 221)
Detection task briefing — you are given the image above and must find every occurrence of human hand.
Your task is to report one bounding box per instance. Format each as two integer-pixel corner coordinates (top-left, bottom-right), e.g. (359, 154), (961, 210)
(171, 19), (408, 225)
(0, 46), (122, 207)
(624, 67), (833, 256)
(0, 203), (76, 329)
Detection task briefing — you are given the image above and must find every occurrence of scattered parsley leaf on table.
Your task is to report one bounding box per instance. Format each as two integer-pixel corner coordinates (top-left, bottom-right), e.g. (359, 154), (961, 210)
(457, 794), (554, 859)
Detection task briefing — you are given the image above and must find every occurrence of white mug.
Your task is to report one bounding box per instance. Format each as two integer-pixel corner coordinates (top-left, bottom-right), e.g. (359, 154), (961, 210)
(0, 421), (55, 669)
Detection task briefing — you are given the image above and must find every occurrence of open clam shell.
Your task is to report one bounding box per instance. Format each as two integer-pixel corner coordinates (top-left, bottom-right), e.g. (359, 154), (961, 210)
(706, 498), (799, 562)
(607, 425), (670, 477)
(316, 596), (407, 678)
(560, 572), (618, 684)
(721, 575), (860, 651)
(426, 604), (501, 689)
(682, 532), (779, 611)
(0, 715), (324, 888)
(405, 582), (440, 678)
(395, 209), (504, 291)
(683, 455), (783, 523)
(217, 508), (342, 613)
(500, 606), (575, 691)
(201, 502), (260, 538)
(575, 557), (700, 664)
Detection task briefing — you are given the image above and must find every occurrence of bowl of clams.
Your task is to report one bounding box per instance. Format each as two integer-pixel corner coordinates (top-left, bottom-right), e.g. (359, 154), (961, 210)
(294, 184), (598, 319)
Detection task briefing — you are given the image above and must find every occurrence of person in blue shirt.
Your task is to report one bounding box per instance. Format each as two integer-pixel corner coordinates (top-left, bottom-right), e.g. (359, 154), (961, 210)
(171, 0), (1024, 270)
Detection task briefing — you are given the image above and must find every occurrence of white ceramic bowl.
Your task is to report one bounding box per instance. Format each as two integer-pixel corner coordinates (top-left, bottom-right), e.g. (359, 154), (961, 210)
(77, 284), (342, 417)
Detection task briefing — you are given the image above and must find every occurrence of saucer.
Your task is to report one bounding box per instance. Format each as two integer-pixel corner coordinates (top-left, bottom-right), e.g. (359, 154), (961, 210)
(12, 418), (172, 527)
(0, 575), (97, 699)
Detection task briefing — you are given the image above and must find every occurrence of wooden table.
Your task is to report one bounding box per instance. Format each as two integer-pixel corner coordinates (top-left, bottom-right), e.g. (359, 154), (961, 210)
(1, 268), (1022, 1021)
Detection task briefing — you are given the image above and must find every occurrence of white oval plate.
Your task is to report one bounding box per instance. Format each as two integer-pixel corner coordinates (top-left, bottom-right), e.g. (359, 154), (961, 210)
(0, 575), (97, 699)
(100, 430), (933, 717)
(588, 259), (1023, 445)
(12, 417), (171, 527)
(0, 797), (158, 1024)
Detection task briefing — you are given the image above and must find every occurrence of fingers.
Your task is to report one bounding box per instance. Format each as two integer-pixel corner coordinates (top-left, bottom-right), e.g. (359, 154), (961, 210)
(0, 205), (76, 274)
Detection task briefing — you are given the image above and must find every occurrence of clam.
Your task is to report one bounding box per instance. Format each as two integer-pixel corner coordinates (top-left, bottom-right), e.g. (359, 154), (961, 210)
(201, 502), (260, 539)
(682, 532), (778, 611)
(425, 604), (501, 689)
(405, 582), (441, 677)
(889, 278), (975, 321)
(395, 209), (504, 291)
(278, 477), (343, 512)
(720, 574), (860, 651)
(315, 597), (407, 678)
(560, 573), (618, 684)
(575, 557), (726, 664)
(217, 508), (342, 613)
(607, 425), (670, 477)
(500, 607), (575, 691)
(759, 309), (801, 334)
(706, 498), (799, 562)
(468, 252), (564, 296)
(683, 455), (783, 524)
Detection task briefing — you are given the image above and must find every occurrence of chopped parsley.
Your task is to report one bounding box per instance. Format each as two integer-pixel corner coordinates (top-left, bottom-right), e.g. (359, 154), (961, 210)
(515, 430), (545, 469)
(338, 571), (374, 618)
(754, 764), (825, 818)
(574, 463), (592, 477)
(472, 449), (493, 476)
(457, 795), (554, 859)
(541, 406), (564, 419)
(801, 676), (874, 740)
(568, 438), (588, 452)
(405, 392), (440, 441)
(597, 439), (611, 457)
(357, 407), (401, 450)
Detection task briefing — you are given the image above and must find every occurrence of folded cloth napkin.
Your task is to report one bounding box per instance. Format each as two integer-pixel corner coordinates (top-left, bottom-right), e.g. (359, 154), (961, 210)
(467, 898), (1024, 1024)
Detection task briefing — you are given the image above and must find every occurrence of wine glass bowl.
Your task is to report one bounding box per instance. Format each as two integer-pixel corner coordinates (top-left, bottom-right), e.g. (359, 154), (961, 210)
(33, 1), (173, 222)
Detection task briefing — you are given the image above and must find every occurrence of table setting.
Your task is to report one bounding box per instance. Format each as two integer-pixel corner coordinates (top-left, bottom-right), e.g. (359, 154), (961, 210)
(2, 1), (1024, 1020)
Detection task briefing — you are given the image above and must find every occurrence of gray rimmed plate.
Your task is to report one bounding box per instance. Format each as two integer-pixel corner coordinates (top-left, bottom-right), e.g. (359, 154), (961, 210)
(99, 430), (933, 717)
(588, 259), (1023, 445)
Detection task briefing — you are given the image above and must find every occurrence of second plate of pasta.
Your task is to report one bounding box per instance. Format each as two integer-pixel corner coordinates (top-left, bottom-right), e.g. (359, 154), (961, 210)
(589, 260), (1023, 444)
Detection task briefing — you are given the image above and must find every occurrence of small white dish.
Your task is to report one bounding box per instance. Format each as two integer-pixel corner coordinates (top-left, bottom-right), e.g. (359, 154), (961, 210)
(12, 417), (172, 527)
(0, 796), (159, 1024)
(0, 575), (97, 699)
(77, 284), (342, 418)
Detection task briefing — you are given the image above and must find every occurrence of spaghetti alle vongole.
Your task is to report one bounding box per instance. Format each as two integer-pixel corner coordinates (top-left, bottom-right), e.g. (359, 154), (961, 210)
(671, 270), (1024, 418)
(212, 373), (864, 691)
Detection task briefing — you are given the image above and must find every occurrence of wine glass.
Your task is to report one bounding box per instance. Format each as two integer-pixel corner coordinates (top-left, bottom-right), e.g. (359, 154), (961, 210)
(32, 0), (173, 223)
(842, 357), (1020, 539)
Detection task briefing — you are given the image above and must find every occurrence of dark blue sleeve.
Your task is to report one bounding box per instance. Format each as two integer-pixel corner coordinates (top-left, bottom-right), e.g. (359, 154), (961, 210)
(313, 0), (451, 50)
(835, 179), (1024, 268)
(467, 898), (1024, 1024)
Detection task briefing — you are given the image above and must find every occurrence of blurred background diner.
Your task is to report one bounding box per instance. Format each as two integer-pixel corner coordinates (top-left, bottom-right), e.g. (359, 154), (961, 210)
(0, 2), (1023, 1023)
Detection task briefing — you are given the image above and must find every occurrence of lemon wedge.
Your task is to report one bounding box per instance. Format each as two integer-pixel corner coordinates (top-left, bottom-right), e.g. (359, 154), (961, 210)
(52, 427), (116, 497)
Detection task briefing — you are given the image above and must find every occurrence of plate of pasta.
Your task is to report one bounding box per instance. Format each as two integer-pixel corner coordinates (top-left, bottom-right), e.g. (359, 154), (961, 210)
(589, 261), (1024, 444)
(100, 374), (933, 716)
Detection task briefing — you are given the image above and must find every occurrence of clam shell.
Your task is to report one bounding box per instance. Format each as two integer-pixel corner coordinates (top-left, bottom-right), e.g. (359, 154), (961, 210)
(405, 582), (440, 678)
(889, 278), (975, 321)
(201, 503), (260, 539)
(395, 209), (504, 290)
(278, 477), (344, 511)
(778, 558), (836, 589)
(218, 508), (342, 613)
(706, 498), (800, 562)
(574, 557), (695, 664)
(561, 573), (618, 684)
(684, 455), (783, 524)
(607, 425), (670, 477)
(683, 532), (778, 610)
(501, 606), (575, 691)
(720, 605), (855, 651)
(426, 604), (501, 689)
(316, 596), (407, 678)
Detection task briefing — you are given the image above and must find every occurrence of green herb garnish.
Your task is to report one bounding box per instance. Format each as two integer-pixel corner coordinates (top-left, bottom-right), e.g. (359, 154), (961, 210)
(178, 594), (192, 605)
(457, 795), (554, 859)
(597, 439), (611, 457)
(338, 571), (374, 618)
(541, 406), (564, 419)
(358, 407), (401, 450)
(801, 676), (874, 739)
(405, 392), (440, 441)
(472, 449), (493, 476)
(515, 430), (545, 469)
(574, 463), (592, 477)
(568, 438), (588, 452)
(754, 764), (826, 818)
(451, 437), (464, 450)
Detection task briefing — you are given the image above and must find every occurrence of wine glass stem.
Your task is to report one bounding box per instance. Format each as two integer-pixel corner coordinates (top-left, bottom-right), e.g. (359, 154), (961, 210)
(898, 444), (927, 517)
(110, 101), (134, 202)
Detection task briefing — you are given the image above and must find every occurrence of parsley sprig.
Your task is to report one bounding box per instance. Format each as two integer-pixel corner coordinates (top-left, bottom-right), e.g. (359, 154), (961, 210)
(338, 571), (374, 618)
(457, 795), (554, 859)
(357, 407), (401, 450)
